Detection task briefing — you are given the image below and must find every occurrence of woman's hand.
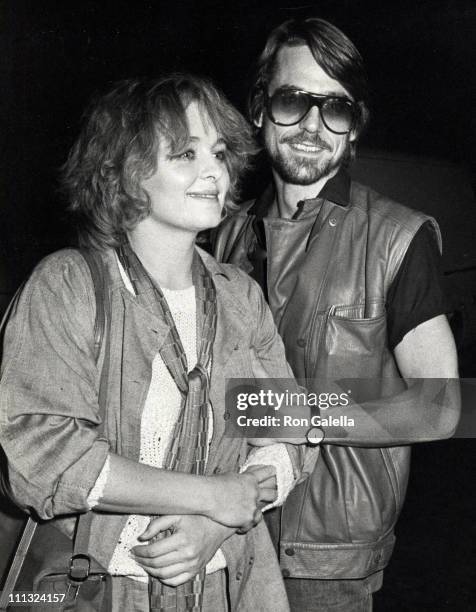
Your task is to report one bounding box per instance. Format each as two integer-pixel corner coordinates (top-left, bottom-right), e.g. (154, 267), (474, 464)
(247, 464), (278, 507)
(207, 464), (276, 530)
(132, 465), (277, 584)
(132, 515), (233, 586)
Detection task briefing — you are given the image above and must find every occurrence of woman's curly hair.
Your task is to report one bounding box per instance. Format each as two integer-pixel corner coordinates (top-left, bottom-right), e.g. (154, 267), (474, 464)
(62, 74), (257, 249)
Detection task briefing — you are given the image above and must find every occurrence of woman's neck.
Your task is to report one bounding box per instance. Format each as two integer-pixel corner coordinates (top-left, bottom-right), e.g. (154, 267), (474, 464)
(127, 223), (195, 290)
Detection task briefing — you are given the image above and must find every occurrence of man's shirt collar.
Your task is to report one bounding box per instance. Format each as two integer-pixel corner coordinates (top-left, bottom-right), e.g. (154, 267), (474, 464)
(249, 169), (351, 219)
(318, 169), (351, 208)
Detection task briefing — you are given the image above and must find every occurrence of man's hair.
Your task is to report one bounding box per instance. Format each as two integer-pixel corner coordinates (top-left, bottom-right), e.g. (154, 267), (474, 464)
(249, 18), (370, 137)
(62, 74), (256, 249)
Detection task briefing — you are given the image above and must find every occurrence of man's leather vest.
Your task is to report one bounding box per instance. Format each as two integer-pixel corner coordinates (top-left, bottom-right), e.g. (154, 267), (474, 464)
(214, 180), (440, 579)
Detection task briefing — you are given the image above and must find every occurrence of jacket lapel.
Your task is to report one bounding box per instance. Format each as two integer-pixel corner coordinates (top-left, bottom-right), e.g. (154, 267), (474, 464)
(196, 250), (252, 457)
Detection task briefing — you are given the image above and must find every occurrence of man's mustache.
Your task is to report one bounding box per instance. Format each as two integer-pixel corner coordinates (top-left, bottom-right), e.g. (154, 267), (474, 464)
(281, 134), (331, 151)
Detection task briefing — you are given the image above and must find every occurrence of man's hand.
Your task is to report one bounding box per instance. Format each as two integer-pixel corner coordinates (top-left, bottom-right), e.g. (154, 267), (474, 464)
(132, 515), (233, 586)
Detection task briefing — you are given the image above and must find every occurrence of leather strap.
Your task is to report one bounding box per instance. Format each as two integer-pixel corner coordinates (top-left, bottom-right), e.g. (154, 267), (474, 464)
(80, 248), (108, 363)
(70, 249), (111, 582)
(0, 518), (37, 609)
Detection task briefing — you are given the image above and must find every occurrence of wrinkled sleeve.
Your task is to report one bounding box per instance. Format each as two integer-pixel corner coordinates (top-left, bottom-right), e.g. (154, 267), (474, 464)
(0, 252), (110, 519)
(241, 444), (295, 509)
(242, 272), (319, 482)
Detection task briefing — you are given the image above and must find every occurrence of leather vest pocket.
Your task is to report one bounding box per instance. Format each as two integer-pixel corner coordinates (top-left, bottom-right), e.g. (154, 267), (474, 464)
(318, 302), (388, 379)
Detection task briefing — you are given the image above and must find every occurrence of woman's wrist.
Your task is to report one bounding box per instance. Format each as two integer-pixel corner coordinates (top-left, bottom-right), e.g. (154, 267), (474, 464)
(201, 475), (221, 519)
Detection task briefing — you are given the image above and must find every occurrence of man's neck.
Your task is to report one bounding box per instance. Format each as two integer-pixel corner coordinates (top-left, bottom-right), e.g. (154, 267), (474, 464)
(273, 168), (337, 219)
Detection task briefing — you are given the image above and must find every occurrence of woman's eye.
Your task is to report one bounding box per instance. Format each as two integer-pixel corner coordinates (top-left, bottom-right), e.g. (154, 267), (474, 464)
(176, 150), (195, 161)
(214, 150), (227, 162)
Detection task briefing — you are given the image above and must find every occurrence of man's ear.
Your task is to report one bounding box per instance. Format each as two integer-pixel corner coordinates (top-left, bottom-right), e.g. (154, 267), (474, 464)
(350, 101), (369, 142)
(349, 126), (358, 143)
(253, 110), (263, 128)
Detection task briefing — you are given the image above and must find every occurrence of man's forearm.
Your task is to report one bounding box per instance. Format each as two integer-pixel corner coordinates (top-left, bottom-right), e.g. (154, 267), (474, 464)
(319, 378), (461, 446)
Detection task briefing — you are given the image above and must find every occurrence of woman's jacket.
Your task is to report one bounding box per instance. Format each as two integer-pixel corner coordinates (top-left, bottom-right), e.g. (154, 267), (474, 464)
(0, 247), (311, 611)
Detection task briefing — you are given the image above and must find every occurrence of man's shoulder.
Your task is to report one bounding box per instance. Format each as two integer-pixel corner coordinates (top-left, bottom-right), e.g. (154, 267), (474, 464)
(350, 180), (436, 235)
(220, 201), (255, 226)
(211, 204), (257, 264)
(234, 199), (257, 214)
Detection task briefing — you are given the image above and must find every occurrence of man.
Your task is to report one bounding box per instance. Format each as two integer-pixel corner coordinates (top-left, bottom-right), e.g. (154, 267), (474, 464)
(213, 18), (460, 612)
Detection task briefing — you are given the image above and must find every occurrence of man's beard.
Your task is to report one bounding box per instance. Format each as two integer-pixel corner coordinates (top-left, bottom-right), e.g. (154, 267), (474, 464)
(268, 133), (350, 186)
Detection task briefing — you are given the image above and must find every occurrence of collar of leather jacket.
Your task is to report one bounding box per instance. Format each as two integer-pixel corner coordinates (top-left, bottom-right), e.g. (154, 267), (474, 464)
(248, 169), (351, 219)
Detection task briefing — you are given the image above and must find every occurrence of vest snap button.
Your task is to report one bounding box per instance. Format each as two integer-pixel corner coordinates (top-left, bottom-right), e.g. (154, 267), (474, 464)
(282, 568), (291, 578)
(296, 338), (306, 348)
(329, 217), (337, 227)
(285, 547), (295, 556)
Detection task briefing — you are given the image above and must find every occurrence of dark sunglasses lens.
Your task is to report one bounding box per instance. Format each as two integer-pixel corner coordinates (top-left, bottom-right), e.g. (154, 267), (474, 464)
(270, 91), (309, 125)
(322, 98), (354, 133)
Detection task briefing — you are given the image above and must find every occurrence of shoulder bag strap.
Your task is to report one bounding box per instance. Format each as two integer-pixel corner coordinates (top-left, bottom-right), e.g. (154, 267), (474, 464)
(69, 248), (111, 580)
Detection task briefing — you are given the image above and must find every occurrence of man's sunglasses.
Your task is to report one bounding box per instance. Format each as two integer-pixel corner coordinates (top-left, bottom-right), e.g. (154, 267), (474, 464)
(265, 88), (358, 134)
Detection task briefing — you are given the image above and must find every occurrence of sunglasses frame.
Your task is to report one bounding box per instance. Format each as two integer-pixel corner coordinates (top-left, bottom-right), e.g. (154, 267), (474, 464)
(265, 88), (358, 134)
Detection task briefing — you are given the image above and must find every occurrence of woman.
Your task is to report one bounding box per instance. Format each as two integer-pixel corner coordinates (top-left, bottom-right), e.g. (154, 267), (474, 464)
(0, 75), (306, 610)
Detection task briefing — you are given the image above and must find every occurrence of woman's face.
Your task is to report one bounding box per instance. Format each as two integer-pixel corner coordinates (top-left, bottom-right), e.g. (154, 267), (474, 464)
(140, 101), (230, 236)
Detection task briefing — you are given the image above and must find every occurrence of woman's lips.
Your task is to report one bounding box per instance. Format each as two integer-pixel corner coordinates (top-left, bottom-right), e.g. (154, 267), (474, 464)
(187, 191), (219, 199)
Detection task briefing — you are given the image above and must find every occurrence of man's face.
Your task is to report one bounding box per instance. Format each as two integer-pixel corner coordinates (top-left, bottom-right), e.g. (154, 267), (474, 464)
(260, 45), (357, 185)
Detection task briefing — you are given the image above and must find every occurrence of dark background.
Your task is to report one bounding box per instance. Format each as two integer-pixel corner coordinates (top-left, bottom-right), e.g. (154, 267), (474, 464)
(1, 1), (475, 609)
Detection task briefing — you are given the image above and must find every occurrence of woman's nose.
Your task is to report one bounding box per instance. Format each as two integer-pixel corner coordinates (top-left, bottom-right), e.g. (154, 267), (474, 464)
(201, 154), (222, 181)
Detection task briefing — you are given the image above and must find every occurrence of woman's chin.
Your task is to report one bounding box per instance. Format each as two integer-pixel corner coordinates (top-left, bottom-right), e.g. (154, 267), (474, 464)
(197, 209), (223, 231)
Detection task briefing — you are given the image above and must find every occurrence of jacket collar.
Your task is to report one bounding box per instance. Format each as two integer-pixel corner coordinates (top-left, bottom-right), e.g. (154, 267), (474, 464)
(195, 245), (233, 281)
(248, 169), (351, 219)
(319, 169), (351, 208)
(110, 245), (245, 366)
(113, 244), (233, 298)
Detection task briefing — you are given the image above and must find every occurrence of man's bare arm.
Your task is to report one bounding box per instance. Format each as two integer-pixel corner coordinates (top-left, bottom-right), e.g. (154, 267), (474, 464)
(320, 314), (461, 446)
(394, 314), (458, 378)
